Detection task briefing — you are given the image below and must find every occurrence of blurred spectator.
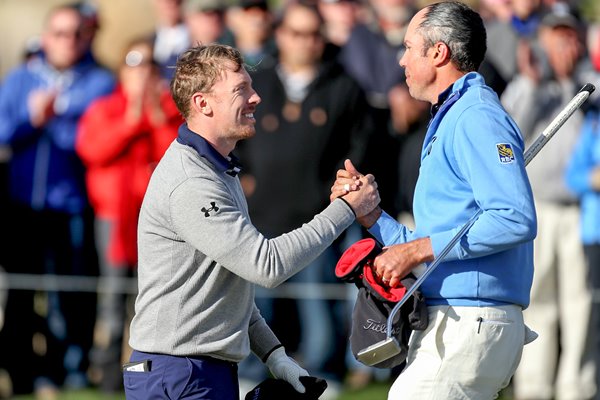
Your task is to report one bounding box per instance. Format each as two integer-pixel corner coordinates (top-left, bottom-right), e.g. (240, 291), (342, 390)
(317, 0), (365, 48)
(339, 0), (412, 109)
(387, 83), (429, 226)
(74, 0), (100, 54)
(564, 21), (600, 400)
(485, 0), (547, 88)
(151, 0), (189, 79)
(591, 23), (600, 72)
(0, 119), (6, 336)
(335, 0), (415, 215)
(75, 37), (180, 394)
(22, 36), (43, 62)
(0, 4), (114, 397)
(502, 4), (596, 399)
(565, 97), (600, 400)
(236, 1), (373, 395)
(183, 0), (232, 47)
(226, 0), (277, 69)
(0, 105), (8, 274)
(479, 0), (513, 22)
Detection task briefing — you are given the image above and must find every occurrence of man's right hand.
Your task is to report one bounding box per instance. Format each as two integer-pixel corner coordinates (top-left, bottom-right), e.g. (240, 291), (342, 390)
(331, 159), (381, 220)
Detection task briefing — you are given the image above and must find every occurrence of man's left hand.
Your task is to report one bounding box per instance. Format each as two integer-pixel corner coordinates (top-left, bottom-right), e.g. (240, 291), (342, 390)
(373, 237), (434, 288)
(264, 347), (308, 393)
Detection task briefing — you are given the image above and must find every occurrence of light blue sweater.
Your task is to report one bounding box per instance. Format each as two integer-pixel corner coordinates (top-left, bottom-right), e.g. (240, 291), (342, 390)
(369, 72), (537, 308)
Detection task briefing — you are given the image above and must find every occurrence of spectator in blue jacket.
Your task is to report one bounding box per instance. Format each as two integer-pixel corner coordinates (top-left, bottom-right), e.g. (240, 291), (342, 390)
(565, 104), (600, 398)
(0, 4), (114, 396)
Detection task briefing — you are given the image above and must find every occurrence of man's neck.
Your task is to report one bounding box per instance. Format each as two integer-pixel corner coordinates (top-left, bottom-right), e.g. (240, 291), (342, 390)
(428, 70), (466, 105)
(187, 121), (235, 158)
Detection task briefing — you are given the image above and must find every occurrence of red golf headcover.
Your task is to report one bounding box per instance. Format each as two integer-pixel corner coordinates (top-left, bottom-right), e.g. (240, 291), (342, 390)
(363, 263), (407, 302)
(335, 238), (381, 283)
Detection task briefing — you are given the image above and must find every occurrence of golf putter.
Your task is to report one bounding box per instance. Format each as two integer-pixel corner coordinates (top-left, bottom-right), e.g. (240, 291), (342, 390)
(357, 83), (596, 367)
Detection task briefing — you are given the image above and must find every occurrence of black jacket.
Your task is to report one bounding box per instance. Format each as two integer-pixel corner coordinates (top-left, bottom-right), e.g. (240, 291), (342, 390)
(237, 58), (373, 235)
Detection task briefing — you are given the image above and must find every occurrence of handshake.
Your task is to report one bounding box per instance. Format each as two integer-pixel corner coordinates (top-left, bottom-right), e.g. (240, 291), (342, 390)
(330, 159), (382, 228)
(330, 159), (434, 289)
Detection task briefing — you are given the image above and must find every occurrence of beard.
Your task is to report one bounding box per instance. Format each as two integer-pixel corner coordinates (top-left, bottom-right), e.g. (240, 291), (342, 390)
(230, 123), (256, 142)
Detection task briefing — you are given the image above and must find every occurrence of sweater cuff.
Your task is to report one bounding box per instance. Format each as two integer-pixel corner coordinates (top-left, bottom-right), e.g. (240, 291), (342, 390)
(249, 314), (282, 361)
(337, 197), (356, 217)
(429, 227), (462, 260)
(261, 344), (284, 363)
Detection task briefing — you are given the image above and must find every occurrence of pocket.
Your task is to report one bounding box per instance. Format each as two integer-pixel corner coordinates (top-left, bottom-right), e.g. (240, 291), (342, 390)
(475, 316), (514, 334)
(123, 369), (151, 400)
(470, 315), (523, 387)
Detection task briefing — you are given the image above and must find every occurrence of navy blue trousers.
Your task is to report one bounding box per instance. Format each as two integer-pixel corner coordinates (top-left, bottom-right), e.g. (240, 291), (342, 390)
(124, 350), (239, 399)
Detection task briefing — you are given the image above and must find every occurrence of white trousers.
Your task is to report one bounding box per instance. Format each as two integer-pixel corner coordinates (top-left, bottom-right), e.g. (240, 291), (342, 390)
(513, 201), (595, 400)
(388, 305), (528, 400)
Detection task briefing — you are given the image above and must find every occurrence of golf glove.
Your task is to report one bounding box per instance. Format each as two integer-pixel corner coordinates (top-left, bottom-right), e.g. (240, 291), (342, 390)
(264, 347), (308, 393)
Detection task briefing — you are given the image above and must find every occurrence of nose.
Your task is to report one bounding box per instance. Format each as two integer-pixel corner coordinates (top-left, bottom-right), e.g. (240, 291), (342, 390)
(249, 89), (261, 105)
(399, 50), (407, 68)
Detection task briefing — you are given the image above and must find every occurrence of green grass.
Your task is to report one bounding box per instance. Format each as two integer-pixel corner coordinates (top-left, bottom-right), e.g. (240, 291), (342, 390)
(10, 382), (513, 399)
(11, 383), (390, 400)
(13, 391), (123, 400)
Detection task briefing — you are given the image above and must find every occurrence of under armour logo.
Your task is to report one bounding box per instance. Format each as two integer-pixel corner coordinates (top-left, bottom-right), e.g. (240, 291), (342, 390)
(201, 202), (219, 217)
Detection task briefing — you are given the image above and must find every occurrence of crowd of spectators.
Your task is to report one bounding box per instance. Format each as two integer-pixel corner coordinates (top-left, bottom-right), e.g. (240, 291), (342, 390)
(0, 0), (599, 399)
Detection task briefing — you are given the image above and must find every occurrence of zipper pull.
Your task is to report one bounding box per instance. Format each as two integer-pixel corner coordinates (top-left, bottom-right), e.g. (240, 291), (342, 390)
(477, 317), (483, 334)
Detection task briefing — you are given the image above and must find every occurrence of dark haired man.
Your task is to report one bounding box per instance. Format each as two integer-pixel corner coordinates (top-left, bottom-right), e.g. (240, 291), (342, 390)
(333, 2), (537, 398)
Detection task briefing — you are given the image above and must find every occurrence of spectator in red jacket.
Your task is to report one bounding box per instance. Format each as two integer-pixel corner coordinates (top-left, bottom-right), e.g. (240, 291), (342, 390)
(76, 37), (181, 393)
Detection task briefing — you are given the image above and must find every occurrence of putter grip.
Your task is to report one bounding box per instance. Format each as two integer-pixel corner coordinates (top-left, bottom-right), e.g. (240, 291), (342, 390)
(579, 83), (596, 95)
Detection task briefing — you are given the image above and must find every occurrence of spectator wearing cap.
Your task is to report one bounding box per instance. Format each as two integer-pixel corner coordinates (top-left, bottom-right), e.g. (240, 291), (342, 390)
(225, 0), (277, 70)
(502, 3), (597, 399)
(75, 37), (181, 394)
(183, 0), (233, 48)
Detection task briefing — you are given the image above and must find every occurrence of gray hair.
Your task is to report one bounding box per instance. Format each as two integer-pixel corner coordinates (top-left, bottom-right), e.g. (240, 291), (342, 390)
(418, 1), (487, 73)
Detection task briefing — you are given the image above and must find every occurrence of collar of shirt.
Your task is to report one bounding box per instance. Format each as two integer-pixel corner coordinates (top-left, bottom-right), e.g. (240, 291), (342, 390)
(176, 123), (242, 176)
(431, 84), (454, 118)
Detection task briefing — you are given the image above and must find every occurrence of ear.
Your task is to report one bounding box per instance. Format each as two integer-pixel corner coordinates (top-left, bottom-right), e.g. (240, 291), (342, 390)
(191, 92), (212, 116)
(431, 41), (451, 67)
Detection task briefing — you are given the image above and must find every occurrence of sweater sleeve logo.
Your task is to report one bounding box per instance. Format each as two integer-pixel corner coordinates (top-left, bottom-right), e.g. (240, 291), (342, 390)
(201, 202), (219, 217)
(496, 143), (515, 164)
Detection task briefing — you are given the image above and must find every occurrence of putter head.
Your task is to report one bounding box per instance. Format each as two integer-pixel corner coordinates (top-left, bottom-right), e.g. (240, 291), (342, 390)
(356, 337), (402, 366)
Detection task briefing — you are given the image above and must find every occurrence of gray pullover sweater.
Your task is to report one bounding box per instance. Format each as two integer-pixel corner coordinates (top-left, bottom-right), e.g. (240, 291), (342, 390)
(129, 139), (355, 362)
